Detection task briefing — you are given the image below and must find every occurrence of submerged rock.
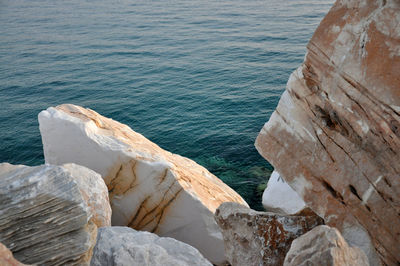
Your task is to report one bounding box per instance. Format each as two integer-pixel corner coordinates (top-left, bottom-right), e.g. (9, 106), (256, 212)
(0, 163), (98, 265)
(284, 225), (369, 266)
(262, 171), (306, 214)
(39, 104), (248, 265)
(0, 243), (29, 266)
(214, 202), (323, 266)
(256, 0), (400, 264)
(91, 226), (212, 266)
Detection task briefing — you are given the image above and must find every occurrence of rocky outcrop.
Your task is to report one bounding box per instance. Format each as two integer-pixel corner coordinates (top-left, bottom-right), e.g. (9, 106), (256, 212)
(214, 202), (323, 266)
(0, 163), (98, 265)
(0, 243), (28, 266)
(284, 225), (369, 266)
(63, 163), (112, 228)
(262, 171), (306, 214)
(255, 0), (400, 265)
(91, 226), (212, 266)
(38, 104), (248, 265)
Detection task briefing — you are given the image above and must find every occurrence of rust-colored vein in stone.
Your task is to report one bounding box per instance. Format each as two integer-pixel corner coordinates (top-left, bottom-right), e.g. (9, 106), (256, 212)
(151, 188), (183, 233)
(127, 196), (151, 229)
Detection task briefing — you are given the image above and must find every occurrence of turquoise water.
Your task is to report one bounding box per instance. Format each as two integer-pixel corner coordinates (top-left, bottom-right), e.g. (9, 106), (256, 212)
(0, 0), (332, 209)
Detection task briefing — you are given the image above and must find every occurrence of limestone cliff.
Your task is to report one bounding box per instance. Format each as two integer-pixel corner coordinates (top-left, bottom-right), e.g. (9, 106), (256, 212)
(256, 0), (400, 265)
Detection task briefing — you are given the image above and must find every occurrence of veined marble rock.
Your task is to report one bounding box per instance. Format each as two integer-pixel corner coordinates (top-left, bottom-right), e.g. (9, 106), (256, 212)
(262, 170), (306, 214)
(63, 163), (112, 228)
(256, 0), (400, 265)
(0, 243), (29, 266)
(38, 104), (248, 265)
(214, 202), (323, 266)
(91, 226), (212, 266)
(284, 225), (369, 266)
(0, 163), (97, 265)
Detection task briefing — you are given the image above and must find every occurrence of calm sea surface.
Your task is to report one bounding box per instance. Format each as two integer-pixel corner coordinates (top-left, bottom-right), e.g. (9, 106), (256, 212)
(0, 0), (333, 209)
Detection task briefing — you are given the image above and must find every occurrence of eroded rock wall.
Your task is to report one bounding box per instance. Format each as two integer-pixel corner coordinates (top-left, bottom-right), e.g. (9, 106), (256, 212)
(256, 0), (400, 265)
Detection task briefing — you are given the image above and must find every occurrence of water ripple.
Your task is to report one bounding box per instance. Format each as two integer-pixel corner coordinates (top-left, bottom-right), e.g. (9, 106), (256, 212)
(0, 0), (333, 209)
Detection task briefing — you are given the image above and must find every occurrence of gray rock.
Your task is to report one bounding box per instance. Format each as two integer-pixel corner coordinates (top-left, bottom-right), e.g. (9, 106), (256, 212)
(215, 202), (323, 266)
(0, 163), (97, 265)
(90, 226), (212, 266)
(284, 225), (369, 266)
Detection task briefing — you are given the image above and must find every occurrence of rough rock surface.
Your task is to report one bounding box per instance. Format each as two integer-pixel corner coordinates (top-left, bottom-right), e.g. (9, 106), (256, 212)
(0, 243), (29, 266)
(0, 163), (97, 265)
(38, 104), (248, 265)
(214, 202), (323, 266)
(91, 226), (212, 266)
(284, 225), (369, 266)
(63, 163), (112, 228)
(262, 171), (306, 214)
(255, 0), (400, 265)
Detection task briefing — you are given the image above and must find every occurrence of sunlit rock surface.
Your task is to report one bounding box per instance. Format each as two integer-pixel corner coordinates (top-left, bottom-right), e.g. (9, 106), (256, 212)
(284, 225), (369, 266)
(0, 163), (97, 265)
(63, 163), (112, 228)
(262, 171), (306, 214)
(0, 243), (29, 266)
(91, 226), (212, 266)
(39, 104), (248, 265)
(256, 0), (400, 265)
(214, 202), (323, 266)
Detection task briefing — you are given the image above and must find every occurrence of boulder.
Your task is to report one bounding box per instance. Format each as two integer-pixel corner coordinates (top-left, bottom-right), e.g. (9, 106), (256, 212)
(214, 202), (323, 266)
(262, 171), (306, 214)
(91, 226), (212, 266)
(63, 163), (112, 228)
(0, 163), (98, 265)
(284, 225), (369, 266)
(255, 0), (400, 264)
(0, 243), (29, 266)
(38, 104), (248, 265)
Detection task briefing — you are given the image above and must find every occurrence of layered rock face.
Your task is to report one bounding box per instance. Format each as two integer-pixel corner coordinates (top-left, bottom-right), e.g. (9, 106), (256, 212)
(39, 104), (248, 264)
(262, 171), (306, 214)
(91, 226), (212, 266)
(214, 202), (323, 266)
(0, 163), (99, 265)
(284, 225), (369, 266)
(256, 0), (400, 265)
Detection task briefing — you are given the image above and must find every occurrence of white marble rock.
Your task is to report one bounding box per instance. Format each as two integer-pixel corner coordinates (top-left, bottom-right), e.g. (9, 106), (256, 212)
(39, 104), (248, 265)
(90, 226), (212, 266)
(284, 225), (369, 266)
(262, 171), (306, 215)
(63, 163), (112, 228)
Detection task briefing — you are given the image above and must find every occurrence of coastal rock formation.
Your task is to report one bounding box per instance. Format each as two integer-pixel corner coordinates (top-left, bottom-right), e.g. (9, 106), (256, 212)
(0, 163), (97, 265)
(256, 0), (400, 265)
(63, 163), (112, 228)
(38, 104), (248, 265)
(0, 243), (28, 266)
(262, 171), (306, 214)
(91, 226), (212, 266)
(284, 225), (369, 266)
(214, 202), (323, 266)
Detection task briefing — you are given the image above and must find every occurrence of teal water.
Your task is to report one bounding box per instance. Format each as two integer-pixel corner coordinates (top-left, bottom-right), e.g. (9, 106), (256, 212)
(0, 0), (333, 209)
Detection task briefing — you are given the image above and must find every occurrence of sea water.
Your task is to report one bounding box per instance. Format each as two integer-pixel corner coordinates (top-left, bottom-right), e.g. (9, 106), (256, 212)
(0, 0), (333, 209)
